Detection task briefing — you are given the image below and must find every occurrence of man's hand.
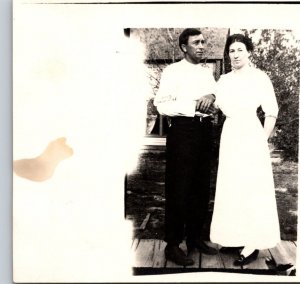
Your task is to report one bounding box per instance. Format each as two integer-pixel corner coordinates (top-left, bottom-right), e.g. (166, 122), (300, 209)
(206, 104), (219, 115)
(196, 94), (216, 113)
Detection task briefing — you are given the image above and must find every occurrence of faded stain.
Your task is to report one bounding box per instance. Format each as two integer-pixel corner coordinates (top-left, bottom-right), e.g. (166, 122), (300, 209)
(13, 137), (73, 182)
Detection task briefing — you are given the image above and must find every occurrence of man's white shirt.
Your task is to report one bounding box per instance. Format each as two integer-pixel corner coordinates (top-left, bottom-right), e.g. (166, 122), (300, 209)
(154, 59), (217, 117)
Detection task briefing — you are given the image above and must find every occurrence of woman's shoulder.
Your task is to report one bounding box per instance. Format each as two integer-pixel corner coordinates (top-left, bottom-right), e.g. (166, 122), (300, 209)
(249, 67), (273, 85)
(250, 66), (270, 78)
(218, 71), (234, 82)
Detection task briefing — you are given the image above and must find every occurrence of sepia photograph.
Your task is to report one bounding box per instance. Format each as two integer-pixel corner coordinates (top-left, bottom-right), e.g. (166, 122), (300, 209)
(13, 1), (299, 282)
(126, 27), (298, 277)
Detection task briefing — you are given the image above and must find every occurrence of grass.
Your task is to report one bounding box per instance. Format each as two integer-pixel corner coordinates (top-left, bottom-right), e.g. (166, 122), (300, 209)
(125, 149), (298, 241)
(273, 160), (298, 240)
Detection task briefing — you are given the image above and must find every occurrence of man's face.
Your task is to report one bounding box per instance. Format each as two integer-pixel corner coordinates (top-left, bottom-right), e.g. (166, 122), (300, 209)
(181, 34), (205, 64)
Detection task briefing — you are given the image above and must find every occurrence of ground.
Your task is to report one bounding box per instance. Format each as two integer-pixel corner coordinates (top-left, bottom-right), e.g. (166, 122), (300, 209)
(125, 148), (298, 241)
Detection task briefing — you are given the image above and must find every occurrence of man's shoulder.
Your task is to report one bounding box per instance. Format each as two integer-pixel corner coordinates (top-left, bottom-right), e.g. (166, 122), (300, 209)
(163, 59), (185, 71)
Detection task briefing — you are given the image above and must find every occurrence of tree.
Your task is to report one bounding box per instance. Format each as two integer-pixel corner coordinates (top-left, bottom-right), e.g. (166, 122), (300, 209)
(245, 29), (300, 162)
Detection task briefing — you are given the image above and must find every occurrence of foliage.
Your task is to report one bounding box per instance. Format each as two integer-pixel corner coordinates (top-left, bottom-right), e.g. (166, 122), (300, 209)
(131, 28), (228, 62)
(131, 28), (228, 118)
(245, 29), (300, 162)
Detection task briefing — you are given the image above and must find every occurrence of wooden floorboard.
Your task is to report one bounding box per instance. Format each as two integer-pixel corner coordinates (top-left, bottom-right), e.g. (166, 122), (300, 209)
(201, 242), (223, 269)
(132, 239), (297, 274)
(242, 250), (271, 270)
(243, 252), (269, 270)
(180, 241), (198, 268)
(280, 241), (297, 265)
(181, 241), (201, 268)
(131, 238), (139, 250)
(201, 252), (224, 269)
(187, 249), (201, 268)
(165, 259), (183, 268)
(216, 244), (242, 269)
(219, 252), (242, 269)
(269, 241), (296, 267)
(152, 240), (167, 268)
(134, 239), (155, 267)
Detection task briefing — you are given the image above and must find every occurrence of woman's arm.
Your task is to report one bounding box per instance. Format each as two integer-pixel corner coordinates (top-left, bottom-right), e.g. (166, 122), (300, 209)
(264, 116), (277, 140)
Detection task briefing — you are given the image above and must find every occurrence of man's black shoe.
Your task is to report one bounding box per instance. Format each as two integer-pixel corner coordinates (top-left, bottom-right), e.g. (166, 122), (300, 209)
(165, 245), (194, 266)
(187, 240), (218, 255)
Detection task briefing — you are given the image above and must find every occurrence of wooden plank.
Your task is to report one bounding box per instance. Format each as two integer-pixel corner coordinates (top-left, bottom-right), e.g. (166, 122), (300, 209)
(152, 240), (167, 268)
(139, 213), (151, 230)
(131, 238), (139, 251)
(130, 239), (140, 268)
(186, 250), (200, 268)
(259, 249), (273, 263)
(201, 241), (224, 269)
(217, 245), (242, 269)
(219, 252), (241, 269)
(165, 259), (184, 268)
(269, 241), (296, 267)
(243, 250), (269, 270)
(142, 136), (166, 146)
(134, 239), (155, 267)
(281, 241), (297, 265)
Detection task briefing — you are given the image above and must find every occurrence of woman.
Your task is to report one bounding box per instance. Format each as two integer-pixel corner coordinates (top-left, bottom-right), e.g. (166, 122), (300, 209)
(210, 34), (281, 266)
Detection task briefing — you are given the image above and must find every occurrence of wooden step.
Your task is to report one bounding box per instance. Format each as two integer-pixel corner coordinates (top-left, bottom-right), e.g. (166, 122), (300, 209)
(133, 239), (155, 267)
(131, 239), (297, 273)
(201, 241), (223, 269)
(269, 241), (296, 266)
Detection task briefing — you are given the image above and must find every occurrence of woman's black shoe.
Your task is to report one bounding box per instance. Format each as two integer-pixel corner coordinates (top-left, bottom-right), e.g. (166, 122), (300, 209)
(233, 250), (259, 266)
(220, 246), (244, 254)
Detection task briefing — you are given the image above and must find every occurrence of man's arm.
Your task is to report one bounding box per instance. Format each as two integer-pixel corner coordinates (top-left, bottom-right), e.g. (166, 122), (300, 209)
(154, 67), (196, 117)
(155, 99), (197, 117)
(195, 69), (218, 114)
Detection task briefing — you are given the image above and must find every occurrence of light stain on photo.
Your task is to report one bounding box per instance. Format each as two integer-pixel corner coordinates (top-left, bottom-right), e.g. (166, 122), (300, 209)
(13, 137), (73, 182)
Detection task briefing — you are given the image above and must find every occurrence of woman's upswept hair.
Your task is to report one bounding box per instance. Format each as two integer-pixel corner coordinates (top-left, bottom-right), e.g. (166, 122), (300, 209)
(224, 33), (254, 55)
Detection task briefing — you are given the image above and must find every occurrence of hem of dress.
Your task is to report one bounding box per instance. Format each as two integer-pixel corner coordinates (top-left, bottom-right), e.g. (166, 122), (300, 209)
(210, 239), (281, 250)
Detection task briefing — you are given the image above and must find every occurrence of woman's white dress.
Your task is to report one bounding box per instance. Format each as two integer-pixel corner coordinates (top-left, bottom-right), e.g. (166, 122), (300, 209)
(210, 66), (281, 249)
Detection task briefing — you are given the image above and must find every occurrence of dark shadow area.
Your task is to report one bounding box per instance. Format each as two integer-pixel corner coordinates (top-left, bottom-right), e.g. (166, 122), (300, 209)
(132, 267), (279, 276)
(125, 122), (223, 240)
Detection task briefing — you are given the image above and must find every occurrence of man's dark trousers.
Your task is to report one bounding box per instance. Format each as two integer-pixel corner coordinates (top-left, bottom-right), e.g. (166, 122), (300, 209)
(164, 116), (212, 246)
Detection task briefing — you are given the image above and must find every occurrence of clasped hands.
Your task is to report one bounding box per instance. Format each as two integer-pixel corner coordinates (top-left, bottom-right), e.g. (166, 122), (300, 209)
(196, 94), (218, 115)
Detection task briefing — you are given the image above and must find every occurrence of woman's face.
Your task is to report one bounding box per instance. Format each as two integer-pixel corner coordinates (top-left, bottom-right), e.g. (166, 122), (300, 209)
(229, 41), (250, 70)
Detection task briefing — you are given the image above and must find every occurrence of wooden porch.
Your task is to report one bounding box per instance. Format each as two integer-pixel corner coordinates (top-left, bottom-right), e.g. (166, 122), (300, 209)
(131, 239), (296, 276)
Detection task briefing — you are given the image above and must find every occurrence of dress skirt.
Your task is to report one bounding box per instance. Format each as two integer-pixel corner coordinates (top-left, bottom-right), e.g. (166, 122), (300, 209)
(210, 115), (281, 249)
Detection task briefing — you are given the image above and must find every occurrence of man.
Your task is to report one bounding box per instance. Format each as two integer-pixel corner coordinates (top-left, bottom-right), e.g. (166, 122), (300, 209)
(154, 28), (217, 266)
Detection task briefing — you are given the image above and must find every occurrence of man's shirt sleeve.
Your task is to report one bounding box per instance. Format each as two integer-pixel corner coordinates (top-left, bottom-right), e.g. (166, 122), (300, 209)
(153, 67), (196, 117)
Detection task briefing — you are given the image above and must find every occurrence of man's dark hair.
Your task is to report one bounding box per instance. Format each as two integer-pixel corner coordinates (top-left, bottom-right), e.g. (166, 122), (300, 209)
(179, 28), (202, 52)
(224, 33), (254, 55)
